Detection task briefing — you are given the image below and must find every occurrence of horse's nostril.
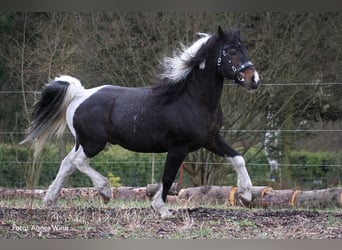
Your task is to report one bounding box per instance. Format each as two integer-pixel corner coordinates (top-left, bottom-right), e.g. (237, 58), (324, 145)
(251, 80), (259, 89)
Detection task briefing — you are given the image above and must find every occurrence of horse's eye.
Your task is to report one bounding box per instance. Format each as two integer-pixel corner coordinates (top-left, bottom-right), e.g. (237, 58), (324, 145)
(229, 49), (236, 55)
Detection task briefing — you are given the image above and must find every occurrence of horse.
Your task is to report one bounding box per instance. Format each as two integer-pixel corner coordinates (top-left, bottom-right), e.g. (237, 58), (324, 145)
(21, 26), (260, 218)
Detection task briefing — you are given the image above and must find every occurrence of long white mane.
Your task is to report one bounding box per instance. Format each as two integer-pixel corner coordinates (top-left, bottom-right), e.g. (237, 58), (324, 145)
(160, 33), (211, 83)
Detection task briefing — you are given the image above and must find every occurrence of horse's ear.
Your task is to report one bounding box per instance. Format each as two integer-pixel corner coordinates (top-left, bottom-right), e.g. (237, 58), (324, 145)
(235, 29), (241, 37)
(218, 25), (225, 39)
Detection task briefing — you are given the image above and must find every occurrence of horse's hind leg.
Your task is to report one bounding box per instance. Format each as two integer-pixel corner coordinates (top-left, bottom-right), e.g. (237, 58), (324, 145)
(72, 147), (112, 203)
(205, 135), (252, 205)
(44, 146), (78, 207)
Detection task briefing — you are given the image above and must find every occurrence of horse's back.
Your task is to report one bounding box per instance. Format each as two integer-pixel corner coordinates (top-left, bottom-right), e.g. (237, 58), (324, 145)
(73, 85), (162, 156)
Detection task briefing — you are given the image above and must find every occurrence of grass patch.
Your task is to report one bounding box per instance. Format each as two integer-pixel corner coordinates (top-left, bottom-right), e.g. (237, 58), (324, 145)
(1, 196), (341, 239)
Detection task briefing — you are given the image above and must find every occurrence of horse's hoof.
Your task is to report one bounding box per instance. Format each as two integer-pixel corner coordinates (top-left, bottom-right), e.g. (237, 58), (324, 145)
(160, 210), (174, 219)
(43, 200), (58, 208)
(101, 195), (110, 204)
(99, 191), (112, 204)
(151, 203), (173, 219)
(238, 189), (252, 207)
(238, 197), (251, 208)
(239, 190), (252, 202)
(98, 188), (112, 203)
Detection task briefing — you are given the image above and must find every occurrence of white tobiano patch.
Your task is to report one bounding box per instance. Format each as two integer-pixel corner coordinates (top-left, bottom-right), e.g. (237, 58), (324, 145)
(66, 85), (107, 137)
(54, 75), (84, 90)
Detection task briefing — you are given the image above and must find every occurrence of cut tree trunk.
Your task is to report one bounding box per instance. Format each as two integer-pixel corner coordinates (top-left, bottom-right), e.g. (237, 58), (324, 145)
(0, 188), (46, 199)
(294, 188), (342, 209)
(177, 186), (273, 207)
(0, 187), (147, 202)
(113, 187), (147, 201)
(1, 186), (341, 209)
(146, 183), (180, 197)
(177, 186), (236, 205)
(177, 186), (342, 209)
(260, 189), (301, 208)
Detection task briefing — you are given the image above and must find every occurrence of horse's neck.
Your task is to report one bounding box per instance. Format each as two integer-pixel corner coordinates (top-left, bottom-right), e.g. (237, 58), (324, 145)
(187, 67), (224, 111)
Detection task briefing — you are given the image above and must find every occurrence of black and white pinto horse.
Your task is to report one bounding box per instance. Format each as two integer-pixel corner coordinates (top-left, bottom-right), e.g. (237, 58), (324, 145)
(22, 27), (260, 218)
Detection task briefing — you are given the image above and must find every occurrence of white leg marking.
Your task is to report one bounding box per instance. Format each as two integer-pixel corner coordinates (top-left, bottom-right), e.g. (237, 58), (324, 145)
(43, 148), (77, 207)
(226, 155), (252, 203)
(73, 147), (112, 202)
(151, 185), (173, 219)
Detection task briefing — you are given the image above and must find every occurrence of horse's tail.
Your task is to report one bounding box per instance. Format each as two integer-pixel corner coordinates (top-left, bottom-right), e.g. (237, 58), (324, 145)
(20, 75), (84, 157)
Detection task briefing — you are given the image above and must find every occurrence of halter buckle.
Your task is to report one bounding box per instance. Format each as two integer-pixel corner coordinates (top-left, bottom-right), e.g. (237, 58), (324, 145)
(217, 57), (222, 66)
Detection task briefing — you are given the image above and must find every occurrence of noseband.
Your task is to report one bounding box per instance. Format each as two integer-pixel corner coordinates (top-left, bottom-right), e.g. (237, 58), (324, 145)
(217, 45), (254, 83)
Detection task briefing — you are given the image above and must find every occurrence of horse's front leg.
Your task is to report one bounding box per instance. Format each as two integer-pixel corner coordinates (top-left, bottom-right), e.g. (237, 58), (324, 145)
(205, 135), (252, 205)
(152, 146), (188, 218)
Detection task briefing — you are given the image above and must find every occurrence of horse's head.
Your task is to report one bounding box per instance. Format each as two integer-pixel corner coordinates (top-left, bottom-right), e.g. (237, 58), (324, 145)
(217, 26), (260, 90)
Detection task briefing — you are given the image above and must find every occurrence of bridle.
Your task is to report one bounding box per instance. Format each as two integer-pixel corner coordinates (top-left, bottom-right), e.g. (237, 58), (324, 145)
(217, 44), (254, 85)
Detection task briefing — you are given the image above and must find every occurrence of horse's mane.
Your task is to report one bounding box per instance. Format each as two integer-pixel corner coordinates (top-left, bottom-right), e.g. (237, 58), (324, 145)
(159, 33), (212, 83)
(153, 33), (218, 103)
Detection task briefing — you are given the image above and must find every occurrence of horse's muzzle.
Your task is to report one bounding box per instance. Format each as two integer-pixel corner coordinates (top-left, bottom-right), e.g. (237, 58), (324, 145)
(234, 69), (260, 90)
(251, 70), (260, 89)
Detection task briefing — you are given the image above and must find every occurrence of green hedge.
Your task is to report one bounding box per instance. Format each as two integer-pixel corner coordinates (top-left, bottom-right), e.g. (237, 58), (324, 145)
(0, 144), (340, 190)
(287, 150), (340, 189)
(0, 144), (167, 188)
(0, 144), (29, 188)
(244, 149), (341, 189)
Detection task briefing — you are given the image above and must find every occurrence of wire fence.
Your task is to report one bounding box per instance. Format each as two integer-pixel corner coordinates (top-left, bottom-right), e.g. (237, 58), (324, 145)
(0, 129), (342, 182)
(0, 128), (340, 189)
(1, 82), (342, 95)
(0, 82), (341, 189)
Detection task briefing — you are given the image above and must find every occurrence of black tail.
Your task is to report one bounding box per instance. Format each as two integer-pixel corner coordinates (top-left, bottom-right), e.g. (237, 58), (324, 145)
(21, 75), (83, 157)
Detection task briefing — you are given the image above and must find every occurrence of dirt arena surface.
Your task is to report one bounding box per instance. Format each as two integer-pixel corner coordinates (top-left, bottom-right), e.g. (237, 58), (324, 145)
(1, 206), (341, 239)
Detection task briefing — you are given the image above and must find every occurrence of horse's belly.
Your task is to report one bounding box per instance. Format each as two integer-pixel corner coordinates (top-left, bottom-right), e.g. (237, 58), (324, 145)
(108, 135), (167, 153)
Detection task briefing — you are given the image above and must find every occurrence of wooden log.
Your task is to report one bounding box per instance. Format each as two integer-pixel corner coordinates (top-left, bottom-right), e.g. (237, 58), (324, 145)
(1, 186), (341, 209)
(60, 187), (101, 199)
(203, 186), (272, 207)
(166, 195), (178, 204)
(294, 188), (342, 208)
(0, 187), (148, 202)
(177, 186), (235, 206)
(0, 188), (46, 199)
(146, 183), (180, 197)
(249, 186), (273, 208)
(113, 187), (147, 201)
(177, 186), (274, 207)
(261, 189), (302, 208)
